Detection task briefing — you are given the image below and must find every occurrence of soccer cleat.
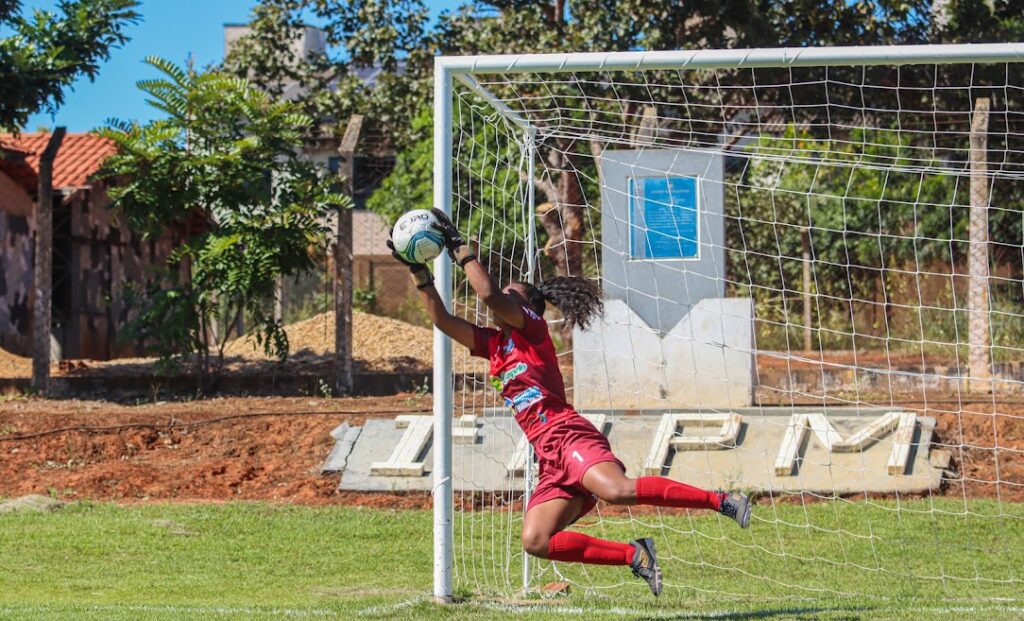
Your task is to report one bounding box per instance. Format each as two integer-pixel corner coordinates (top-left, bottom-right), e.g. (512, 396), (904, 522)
(719, 491), (752, 528)
(629, 537), (662, 596)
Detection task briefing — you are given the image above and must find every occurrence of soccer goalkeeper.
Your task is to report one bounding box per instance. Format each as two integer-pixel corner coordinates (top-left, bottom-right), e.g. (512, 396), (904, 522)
(388, 209), (752, 597)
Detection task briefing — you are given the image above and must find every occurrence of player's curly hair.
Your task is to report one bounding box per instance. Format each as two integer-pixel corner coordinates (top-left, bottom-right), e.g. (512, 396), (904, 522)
(522, 276), (604, 330)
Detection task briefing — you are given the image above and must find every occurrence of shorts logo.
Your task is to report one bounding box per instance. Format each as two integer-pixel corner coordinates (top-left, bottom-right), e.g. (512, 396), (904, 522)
(572, 450), (584, 463)
(501, 339), (515, 355)
(501, 362), (527, 385)
(505, 386), (543, 413)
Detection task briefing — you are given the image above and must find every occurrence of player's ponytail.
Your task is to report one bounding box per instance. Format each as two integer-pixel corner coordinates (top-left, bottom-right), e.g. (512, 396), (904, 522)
(523, 276), (604, 330)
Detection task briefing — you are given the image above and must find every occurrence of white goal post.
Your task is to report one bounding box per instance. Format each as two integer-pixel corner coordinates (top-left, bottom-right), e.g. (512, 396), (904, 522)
(431, 43), (1024, 603)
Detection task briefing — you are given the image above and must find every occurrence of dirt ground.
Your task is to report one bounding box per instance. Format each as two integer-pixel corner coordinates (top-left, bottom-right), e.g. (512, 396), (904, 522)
(1, 394), (1022, 506)
(0, 310), (485, 381)
(0, 394), (433, 506)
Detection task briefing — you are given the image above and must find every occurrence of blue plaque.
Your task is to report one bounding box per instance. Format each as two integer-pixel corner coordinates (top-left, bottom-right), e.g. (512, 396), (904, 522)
(628, 176), (700, 259)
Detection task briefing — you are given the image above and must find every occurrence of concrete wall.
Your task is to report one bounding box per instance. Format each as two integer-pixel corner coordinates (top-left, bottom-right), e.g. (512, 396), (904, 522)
(573, 298), (754, 409)
(598, 148), (726, 333)
(0, 194), (34, 356)
(573, 147), (753, 409)
(0, 181), (177, 361)
(60, 185), (178, 359)
(0, 170), (33, 217)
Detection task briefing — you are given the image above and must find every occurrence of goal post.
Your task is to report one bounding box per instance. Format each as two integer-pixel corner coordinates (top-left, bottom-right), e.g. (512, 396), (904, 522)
(432, 43), (1024, 604)
(431, 60), (454, 604)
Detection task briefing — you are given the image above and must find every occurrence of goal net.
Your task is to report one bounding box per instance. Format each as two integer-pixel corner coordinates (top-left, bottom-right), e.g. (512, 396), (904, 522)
(436, 45), (1024, 608)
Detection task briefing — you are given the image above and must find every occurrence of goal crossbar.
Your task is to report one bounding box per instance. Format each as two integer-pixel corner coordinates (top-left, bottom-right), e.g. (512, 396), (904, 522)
(438, 42), (1024, 77)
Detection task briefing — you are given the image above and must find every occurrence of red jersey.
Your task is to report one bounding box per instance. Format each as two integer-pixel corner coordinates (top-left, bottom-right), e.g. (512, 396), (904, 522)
(471, 306), (579, 442)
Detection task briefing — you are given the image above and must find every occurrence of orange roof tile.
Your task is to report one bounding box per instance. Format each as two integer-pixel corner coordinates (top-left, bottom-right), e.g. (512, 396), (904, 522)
(0, 132), (116, 189)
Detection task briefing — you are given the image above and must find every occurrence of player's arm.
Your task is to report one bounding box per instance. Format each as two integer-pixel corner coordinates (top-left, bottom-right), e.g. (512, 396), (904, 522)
(416, 284), (475, 350)
(430, 208), (527, 331)
(386, 233), (476, 350)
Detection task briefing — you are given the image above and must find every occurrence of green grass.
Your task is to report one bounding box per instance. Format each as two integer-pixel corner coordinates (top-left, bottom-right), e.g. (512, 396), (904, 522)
(1, 500), (1023, 620)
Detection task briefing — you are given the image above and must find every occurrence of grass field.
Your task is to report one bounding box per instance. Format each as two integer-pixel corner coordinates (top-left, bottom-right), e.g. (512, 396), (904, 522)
(2, 500), (1023, 620)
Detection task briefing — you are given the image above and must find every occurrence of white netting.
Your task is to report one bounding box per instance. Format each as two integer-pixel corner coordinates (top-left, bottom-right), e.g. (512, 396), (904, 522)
(446, 52), (1024, 607)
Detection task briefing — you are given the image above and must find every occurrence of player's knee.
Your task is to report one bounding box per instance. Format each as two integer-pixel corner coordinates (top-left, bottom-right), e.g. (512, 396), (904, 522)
(521, 527), (551, 558)
(595, 478), (637, 505)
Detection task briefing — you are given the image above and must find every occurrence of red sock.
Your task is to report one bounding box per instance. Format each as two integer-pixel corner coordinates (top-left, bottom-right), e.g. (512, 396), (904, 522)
(635, 477), (723, 511)
(546, 531), (633, 566)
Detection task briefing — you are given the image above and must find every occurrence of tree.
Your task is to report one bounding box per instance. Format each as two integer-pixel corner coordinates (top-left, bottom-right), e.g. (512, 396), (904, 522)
(423, 1), (934, 281)
(223, 0), (433, 393)
(97, 57), (348, 392)
(222, 0), (431, 151)
(732, 125), (972, 349)
(365, 107), (528, 267)
(0, 0), (139, 131)
(934, 0), (1024, 44)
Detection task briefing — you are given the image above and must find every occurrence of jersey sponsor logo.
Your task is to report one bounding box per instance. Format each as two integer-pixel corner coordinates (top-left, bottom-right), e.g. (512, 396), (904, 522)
(504, 386), (543, 413)
(490, 363), (527, 391)
(501, 362), (527, 384)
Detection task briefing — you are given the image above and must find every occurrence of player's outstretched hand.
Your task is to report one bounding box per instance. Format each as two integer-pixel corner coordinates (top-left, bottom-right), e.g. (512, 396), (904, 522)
(430, 208), (476, 267)
(385, 235), (415, 267)
(387, 229), (434, 289)
(430, 208), (466, 252)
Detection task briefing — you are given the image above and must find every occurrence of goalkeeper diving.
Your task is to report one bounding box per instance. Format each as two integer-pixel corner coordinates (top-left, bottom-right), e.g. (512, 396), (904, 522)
(388, 210), (752, 596)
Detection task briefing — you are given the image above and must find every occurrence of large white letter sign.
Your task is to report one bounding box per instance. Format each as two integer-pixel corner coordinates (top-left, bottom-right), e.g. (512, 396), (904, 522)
(370, 415), (434, 476)
(773, 412), (917, 476)
(643, 412), (742, 475)
(370, 415), (478, 477)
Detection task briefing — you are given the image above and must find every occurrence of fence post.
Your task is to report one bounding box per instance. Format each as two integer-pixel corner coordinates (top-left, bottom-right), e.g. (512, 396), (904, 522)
(32, 128), (66, 394)
(968, 97), (991, 392)
(334, 115), (362, 396)
(802, 228), (812, 352)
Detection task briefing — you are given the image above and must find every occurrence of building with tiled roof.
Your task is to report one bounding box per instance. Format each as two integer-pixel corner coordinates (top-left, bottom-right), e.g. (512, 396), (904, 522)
(0, 132), (177, 362)
(0, 142), (39, 355)
(2, 132), (117, 189)
(0, 144), (36, 197)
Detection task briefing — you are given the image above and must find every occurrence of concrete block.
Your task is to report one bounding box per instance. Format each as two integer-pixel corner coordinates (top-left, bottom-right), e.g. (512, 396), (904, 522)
(341, 415), (523, 492)
(341, 408), (944, 495)
(573, 298), (754, 409)
(321, 424), (361, 474)
(370, 415), (433, 476)
(598, 148), (726, 333)
(329, 422), (350, 441)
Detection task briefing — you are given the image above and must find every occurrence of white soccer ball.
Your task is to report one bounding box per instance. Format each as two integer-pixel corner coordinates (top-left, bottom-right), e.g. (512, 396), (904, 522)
(391, 209), (445, 264)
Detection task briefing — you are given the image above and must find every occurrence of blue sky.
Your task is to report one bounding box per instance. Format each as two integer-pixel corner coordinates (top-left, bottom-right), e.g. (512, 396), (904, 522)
(21, 0), (464, 132)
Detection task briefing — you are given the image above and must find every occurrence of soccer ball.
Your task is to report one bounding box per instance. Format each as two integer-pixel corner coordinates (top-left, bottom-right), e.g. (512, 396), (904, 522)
(391, 209), (445, 264)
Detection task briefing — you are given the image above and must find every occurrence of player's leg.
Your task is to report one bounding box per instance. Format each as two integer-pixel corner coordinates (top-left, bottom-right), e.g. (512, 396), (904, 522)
(581, 461), (752, 529)
(521, 496), (592, 559)
(522, 496), (663, 596)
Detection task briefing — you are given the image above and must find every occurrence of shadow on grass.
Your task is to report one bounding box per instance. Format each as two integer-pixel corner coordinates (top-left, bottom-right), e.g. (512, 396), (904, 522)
(647, 606), (871, 620)
(445, 598), (875, 621)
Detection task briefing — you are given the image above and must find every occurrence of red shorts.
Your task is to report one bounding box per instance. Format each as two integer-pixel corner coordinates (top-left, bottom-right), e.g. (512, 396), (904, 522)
(525, 414), (624, 522)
